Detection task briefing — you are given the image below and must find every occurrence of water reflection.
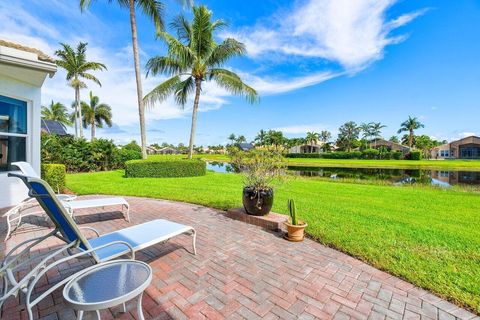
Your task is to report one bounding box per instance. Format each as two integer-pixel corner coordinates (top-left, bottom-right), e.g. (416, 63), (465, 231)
(206, 162), (480, 187)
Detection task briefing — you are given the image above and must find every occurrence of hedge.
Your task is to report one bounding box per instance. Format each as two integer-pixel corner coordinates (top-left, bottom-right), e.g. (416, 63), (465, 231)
(125, 159), (206, 178)
(405, 151), (422, 160)
(41, 164), (66, 193)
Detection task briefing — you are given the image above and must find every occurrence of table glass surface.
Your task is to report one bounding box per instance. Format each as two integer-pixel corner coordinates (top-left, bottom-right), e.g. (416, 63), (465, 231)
(66, 261), (150, 304)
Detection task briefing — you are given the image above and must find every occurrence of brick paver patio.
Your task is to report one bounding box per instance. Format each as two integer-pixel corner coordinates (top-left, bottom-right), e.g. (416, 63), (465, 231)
(1, 196), (478, 320)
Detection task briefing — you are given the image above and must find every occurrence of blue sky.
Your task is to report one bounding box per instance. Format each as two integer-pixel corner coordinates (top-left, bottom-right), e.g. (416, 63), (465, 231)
(1, 0), (479, 146)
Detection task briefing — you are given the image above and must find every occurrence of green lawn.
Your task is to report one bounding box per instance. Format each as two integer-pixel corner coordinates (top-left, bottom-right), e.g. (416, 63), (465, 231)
(150, 154), (480, 171)
(66, 170), (480, 312)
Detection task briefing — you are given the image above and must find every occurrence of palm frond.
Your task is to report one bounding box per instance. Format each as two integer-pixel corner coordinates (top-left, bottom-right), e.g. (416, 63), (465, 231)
(143, 75), (182, 107)
(145, 56), (186, 77)
(211, 69), (259, 104)
(161, 32), (196, 65)
(138, 0), (164, 34)
(205, 38), (246, 67)
(79, 73), (102, 87)
(170, 15), (192, 44)
(191, 6), (214, 58)
(174, 76), (195, 106)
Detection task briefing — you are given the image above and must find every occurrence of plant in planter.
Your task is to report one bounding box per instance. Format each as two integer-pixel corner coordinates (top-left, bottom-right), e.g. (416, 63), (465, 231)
(231, 149), (285, 216)
(284, 199), (307, 242)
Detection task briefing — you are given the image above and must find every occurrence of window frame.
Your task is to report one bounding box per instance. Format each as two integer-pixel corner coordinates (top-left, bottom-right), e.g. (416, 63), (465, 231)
(0, 94), (31, 173)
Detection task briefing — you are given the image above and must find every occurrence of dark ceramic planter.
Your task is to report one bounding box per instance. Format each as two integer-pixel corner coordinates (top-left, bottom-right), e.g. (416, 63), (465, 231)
(242, 186), (274, 216)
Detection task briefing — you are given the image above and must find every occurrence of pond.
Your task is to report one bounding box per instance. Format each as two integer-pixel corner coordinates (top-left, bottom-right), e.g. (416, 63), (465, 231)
(206, 162), (480, 187)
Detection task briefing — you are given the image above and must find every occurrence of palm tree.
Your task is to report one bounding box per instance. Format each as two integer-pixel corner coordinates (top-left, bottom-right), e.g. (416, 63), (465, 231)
(359, 123), (372, 148)
(81, 91), (113, 141)
(337, 121), (360, 152)
(319, 130), (331, 144)
(41, 101), (72, 129)
(55, 42), (106, 138)
(228, 133), (236, 146)
(254, 129), (267, 146)
(305, 132), (320, 153)
(397, 116), (425, 148)
(370, 122), (386, 147)
(80, 0), (191, 159)
(144, 5), (258, 159)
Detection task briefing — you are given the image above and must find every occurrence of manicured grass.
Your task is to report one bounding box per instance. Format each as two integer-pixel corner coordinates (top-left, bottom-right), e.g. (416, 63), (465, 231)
(149, 154), (480, 171)
(67, 170), (480, 313)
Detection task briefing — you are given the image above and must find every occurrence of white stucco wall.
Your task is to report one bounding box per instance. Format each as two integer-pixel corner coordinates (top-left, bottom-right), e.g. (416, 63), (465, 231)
(0, 74), (41, 208)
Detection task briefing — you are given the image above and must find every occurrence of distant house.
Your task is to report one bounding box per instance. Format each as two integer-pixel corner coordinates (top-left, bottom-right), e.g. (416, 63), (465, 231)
(158, 147), (178, 154)
(370, 139), (410, 153)
(238, 143), (254, 151)
(431, 136), (480, 159)
(41, 119), (68, 136)
(289, 142), (325, 154)
(146, 146), (159, 155)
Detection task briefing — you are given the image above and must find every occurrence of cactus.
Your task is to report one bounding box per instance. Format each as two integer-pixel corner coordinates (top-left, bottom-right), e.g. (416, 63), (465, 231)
(287, 199), (298, 225)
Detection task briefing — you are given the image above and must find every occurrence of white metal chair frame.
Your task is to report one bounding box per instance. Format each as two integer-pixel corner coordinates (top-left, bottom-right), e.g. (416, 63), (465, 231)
(1, 173), (196, 320)
(0, 227), (135, 320)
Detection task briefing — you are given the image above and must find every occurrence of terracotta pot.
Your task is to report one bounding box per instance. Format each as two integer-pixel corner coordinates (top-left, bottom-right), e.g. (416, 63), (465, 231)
(242, 186), (274, 216)
(284, 220), (307, 242)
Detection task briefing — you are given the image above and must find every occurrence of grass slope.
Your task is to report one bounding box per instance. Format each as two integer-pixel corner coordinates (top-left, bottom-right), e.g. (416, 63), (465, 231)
(67, 170), (480, 313)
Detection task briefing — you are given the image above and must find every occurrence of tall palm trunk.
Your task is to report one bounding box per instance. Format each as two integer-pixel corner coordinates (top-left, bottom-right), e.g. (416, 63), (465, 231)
(129, 0), (147, 159)
(91, 119), (96, 142)
(409, 129), (414, 148)
(188, 79), (202, 159)
(74, 81), (80, 138)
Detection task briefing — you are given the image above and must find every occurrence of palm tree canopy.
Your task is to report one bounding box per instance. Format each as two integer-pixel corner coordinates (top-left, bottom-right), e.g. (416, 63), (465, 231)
(397, 116), (424, 134)
(80, 0), (192, 34)
(55, 42), (107, 87)
(41, 101), (71, 129)
(81, 91), (113, 129)
(144, 5), (258, 107)
(305, 132), (320, 144)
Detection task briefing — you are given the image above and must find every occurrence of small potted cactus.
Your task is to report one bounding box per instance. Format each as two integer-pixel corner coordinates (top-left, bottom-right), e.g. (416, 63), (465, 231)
(284, 199), (307, 242)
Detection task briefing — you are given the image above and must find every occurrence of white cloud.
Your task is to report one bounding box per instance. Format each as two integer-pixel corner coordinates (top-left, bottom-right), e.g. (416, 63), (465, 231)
(226, 0), (426, 72)
(244, 71), (342, 95)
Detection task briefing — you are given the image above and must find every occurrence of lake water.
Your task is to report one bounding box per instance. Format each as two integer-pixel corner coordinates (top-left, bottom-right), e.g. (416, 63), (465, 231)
(206, 162), (480, 187)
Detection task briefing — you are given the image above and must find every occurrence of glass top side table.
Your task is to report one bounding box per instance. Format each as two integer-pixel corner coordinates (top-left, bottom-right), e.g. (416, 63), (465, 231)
(63, 259), (152, 320)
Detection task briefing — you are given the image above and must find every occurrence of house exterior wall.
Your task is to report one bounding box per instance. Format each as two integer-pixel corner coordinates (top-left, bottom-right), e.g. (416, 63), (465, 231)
(431, 136), (480, 160)
(0, 74), (41, 208)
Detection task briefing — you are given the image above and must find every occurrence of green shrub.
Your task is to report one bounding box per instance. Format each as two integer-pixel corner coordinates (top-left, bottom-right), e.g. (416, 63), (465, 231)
(125, 159), (206, 178)
(361, 149), (380, 159)
(41, 133), (140, 172)
(41, 164), (66, 193)
(115, 148), (142, 167)
(405, 151), (422, 160)
(391, 151), (403, 160)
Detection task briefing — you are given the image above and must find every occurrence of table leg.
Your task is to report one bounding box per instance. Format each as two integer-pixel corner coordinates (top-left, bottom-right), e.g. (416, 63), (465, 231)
(96, 310), (101, 320)
(76, 310), (83, 320)
(137, 293), (145, 320)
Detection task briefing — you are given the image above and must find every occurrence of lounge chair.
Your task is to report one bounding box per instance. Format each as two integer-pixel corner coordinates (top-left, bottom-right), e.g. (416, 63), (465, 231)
(2, 162), (77, 240)
(1, 173), (196, 320)
(3, 162), (130, 240)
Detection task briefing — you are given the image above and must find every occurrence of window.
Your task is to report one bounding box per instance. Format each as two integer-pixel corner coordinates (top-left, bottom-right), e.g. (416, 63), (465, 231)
(0, 95), (27, 172)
